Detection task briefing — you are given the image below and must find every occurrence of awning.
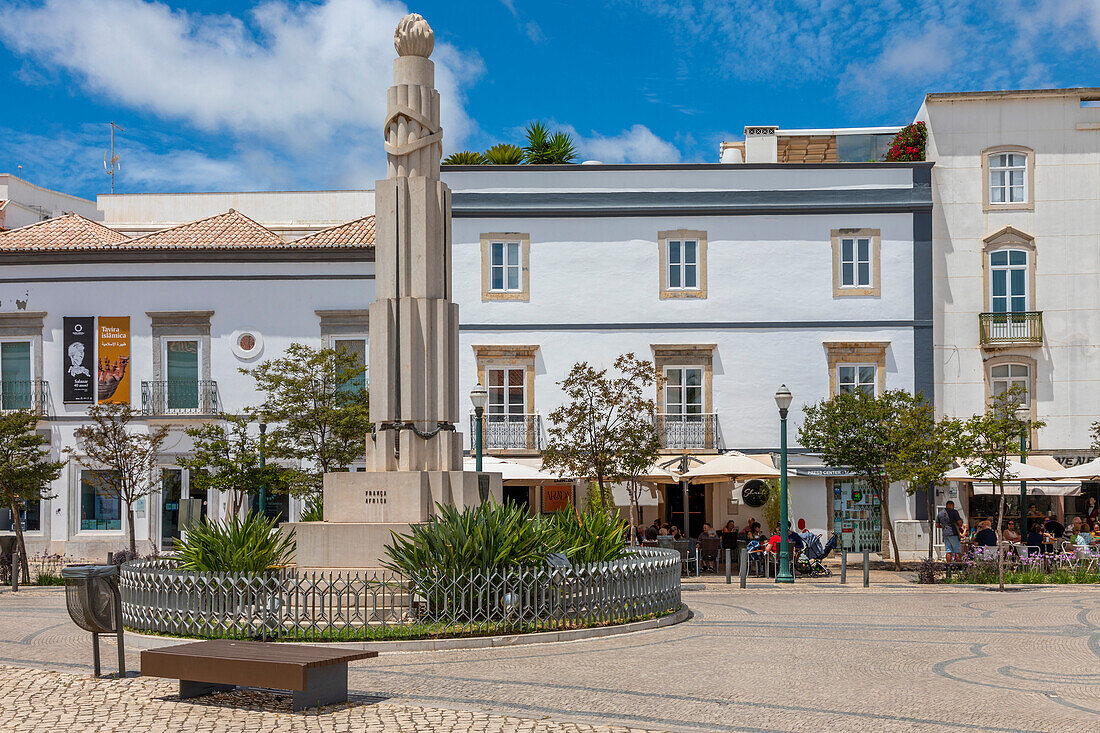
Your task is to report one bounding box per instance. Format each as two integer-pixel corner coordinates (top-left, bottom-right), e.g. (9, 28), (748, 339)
(609, 482), (661, 507)
(462, 456), (566, 485)
(1052, 456), (1100, 481)
(969, 481), (1082, 496)
(946, 460), (1059, 482)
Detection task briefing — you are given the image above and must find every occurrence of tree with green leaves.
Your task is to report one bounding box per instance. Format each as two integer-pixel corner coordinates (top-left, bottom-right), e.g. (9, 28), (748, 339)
(176, 414), (299, 521)
(1090, 420), (1100, 452)
(242, 343), (370, 501)
(70, 403), (169, 554)
(442, 150), (485, 165)
(522, 121), (578, 164)
(0, 411), (65, 584)
(483, 143), (525, 165)
(799, 389), (968, 569)
(542, 353), (659, 541)
(959, 385), (1044, 591)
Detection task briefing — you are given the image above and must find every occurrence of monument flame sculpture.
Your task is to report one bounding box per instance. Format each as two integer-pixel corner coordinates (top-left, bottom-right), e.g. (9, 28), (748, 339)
(290, 13), (501, 569)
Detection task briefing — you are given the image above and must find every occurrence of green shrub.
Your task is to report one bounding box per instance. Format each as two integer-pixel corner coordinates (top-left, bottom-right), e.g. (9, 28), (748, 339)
(34, 572), (65, 586)
(546, 503), (628, 564)
(175, 513), (295, 573)
(382, 501), (555, 576)
(300, 495), (324, 522)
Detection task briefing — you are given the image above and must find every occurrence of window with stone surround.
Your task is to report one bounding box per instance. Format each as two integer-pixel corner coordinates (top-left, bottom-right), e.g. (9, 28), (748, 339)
(823, 341), (888, 396)
(658, 230), (707, 299)
(0, 312), (45, 412)
(472, 345), (540, 452)
(480, 233), (530, 301)
(830, 228), (881, 297)
(982, 146), (1034, 212)
(651, 344), (717, 450)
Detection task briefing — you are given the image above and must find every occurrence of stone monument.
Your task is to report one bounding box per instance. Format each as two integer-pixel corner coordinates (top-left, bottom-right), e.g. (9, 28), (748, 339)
(290, 13), (502, 569)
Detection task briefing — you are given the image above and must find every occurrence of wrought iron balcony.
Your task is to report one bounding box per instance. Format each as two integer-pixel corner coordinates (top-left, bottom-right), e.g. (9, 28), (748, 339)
(979, 311), (1043, 346)
(141, 380), (220, 416)
(654, 413), (720, 451)
(470, 413), (543, 451)
(0, 380), (49, 415)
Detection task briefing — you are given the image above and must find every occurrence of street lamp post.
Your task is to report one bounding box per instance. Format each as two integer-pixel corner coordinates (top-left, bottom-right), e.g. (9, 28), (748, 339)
(774, 385), (794, 584)
(470, 383), (488, 472)
(258, 420), (267, 518)
(1015, 405), (1029, 541)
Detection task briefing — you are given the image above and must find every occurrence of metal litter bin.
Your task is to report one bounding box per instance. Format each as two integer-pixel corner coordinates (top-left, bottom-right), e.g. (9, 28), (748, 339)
(61, 564), (126, 676)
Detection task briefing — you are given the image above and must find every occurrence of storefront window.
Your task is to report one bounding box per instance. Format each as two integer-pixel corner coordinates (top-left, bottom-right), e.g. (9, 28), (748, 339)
(80, 470), (122, 531)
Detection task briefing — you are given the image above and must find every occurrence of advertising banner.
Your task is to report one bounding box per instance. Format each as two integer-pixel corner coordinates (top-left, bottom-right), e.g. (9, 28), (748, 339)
(62, 317), (95, 403)
(97, 317), (131, 404)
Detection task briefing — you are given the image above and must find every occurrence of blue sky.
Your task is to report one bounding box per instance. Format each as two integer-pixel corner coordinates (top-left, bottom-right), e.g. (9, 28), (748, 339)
(1, 0), (1097, 200)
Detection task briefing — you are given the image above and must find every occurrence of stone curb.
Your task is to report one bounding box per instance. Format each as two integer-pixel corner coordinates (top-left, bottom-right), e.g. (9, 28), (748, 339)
(124, 604), (691, 653)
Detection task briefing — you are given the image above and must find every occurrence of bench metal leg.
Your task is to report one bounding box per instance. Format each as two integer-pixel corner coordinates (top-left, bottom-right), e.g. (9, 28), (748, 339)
(292, 663), (348, 711)
(179, 680), (236, 699)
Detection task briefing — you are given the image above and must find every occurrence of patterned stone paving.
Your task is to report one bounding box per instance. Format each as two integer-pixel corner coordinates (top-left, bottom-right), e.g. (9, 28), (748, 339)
(1, 579), (1097, 732)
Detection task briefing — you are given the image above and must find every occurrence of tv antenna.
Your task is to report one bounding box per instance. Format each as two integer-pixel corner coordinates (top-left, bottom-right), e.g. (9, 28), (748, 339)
(104, 122), (123, 193)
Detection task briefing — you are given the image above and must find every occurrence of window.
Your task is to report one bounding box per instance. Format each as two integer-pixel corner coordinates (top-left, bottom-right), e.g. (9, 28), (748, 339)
(658, 230), (708, 299)
(837, 364), (877, 395)
(667, 239), (699, 290)
(490, 241), (522, 292)
(989, 250), (1028, 313)
(0, 340), (33, 410)
(487, 367), (526, 418)
(840, 236), (872, 288)
(21, 499), (40, 532)
(80, 470), (121, 531)
(334, 338), (367, 393)
(830, 229), (881, 297)
(664, 367), (703, 416)
(989, 153), (1027, 204)
(991, 363), (1030, 407)
(480, 233), (530, 301)
(165, 339), (200, 410)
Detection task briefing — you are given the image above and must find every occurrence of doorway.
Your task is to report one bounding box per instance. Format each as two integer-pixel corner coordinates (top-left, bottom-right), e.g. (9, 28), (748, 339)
(503, 485), (531, 514)
(161, 469), (183, 550)
(666, 482), (705, 536)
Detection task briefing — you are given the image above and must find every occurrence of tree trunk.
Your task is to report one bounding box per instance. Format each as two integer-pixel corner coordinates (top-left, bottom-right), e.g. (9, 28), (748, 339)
(126, 503), (137, 555)
(880, 483), (902, 571)
(996, 486), (1006, 592)
(10, 500), (30, 585)
(628, 482), (639, 546)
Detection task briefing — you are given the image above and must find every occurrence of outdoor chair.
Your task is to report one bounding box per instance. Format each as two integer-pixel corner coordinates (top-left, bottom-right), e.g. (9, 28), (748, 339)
(641, 539), (660, 548)
(672, 539), (699, 576)
(698, 536), (720, 573)
(656, 535), (674, 549)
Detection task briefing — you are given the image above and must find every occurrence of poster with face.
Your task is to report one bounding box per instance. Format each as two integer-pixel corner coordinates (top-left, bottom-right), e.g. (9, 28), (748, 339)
(97, 317), (131, 404)
(62, 317), (95, 403)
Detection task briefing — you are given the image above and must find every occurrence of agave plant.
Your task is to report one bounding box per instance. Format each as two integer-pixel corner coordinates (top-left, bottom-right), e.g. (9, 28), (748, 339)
(522, 121), (578, 164)
(175, 513), (295, 573)
(547, 503), (628, 564)
(483, 143), (525, 165)
(382, 501), (556, 576)
(442, 150), (485, 165)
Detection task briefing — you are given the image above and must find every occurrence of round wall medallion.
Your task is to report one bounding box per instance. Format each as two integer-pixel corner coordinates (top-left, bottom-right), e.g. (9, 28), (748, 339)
(231, 328), (264, 360)
(741, 479), (770, 508)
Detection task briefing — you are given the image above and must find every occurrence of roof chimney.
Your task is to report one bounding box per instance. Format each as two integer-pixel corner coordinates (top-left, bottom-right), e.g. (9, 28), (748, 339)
(743, 126), (778, 163)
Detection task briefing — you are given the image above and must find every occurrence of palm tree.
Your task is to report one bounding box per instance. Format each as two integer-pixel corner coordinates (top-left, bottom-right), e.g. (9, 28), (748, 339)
(483, 143), (525, 165)
(442, 150), (485, 165)
(522, 122), (578, 164)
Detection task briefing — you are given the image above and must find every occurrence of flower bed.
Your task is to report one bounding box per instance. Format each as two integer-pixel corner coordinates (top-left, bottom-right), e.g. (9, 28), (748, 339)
(917, 550), (1100, 585)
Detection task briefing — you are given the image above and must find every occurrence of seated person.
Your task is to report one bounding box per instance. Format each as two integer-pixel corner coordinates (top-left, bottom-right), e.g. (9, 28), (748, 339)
(644, 525), (659, 542)
(1002, 520), (1021, 543)
(974, 520), (998, 547)
(698, 522), (717, 539)
(1066, 516), (1085, 539)
(1025, 522), (1051, 553)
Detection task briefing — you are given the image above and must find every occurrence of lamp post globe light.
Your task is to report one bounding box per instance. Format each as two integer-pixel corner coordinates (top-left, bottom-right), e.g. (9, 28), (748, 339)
(1015, 404), (1029, 540)
(774, 385), (794, 584)
(470, 383), (488, 472)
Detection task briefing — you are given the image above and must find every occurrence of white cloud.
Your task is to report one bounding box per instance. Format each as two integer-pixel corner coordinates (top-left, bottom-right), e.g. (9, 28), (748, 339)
(0, 0), (483, 188)
(571, 124), (681, 164)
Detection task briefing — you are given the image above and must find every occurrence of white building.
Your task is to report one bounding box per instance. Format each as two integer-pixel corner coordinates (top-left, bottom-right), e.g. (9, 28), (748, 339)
(920, 87), (1100, 527)
(0, 174), (100, 231)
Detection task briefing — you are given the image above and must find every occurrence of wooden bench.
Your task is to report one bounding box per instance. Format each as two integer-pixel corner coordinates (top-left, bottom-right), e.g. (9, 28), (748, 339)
(141, 640), (378, 711)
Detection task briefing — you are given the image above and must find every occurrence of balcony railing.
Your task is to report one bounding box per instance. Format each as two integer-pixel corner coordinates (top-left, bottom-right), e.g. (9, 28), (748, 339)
(979, 311), (1043, 346)
(141, 380), (219, 416)
(470, 413), (543, 451)
(654, 413), (720, 451)
(0, 380), (49, 415)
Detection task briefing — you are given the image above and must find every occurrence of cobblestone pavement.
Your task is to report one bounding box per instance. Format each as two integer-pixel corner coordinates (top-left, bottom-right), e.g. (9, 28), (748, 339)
(1, 579), (1098, 732)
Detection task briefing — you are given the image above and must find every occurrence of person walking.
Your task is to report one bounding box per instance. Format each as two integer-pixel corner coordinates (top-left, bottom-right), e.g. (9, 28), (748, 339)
(937, 500), (964, 562)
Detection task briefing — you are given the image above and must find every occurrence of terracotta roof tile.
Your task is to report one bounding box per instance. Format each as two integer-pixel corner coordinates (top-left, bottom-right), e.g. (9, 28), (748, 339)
(122, 209), (285, 250)
(0, 213), (128, 251)
(291, 216), (375, 248)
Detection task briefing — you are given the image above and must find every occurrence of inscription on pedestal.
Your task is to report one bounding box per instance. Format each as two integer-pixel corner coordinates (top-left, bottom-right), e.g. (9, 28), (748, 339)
(365, 489), (388, 505)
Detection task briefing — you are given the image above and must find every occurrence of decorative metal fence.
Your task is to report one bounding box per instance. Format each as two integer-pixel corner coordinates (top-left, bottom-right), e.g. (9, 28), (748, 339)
(653, 413), (720, 450)
(120, 548), (681, 641)
(470, 413), (543, 451)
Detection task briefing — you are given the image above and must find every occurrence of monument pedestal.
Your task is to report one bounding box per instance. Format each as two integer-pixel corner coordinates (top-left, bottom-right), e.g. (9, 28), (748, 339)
(287, 469), (502, 569)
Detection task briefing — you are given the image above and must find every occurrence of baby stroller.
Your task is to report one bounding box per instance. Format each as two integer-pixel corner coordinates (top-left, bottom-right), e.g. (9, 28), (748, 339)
(795, 531), (838, 577)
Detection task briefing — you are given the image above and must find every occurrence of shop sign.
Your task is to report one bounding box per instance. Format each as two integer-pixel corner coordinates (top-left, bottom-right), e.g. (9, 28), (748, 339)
(62, 317), (95, 403)
(97, 317), (131, 404)
(542, 484), (572, 513)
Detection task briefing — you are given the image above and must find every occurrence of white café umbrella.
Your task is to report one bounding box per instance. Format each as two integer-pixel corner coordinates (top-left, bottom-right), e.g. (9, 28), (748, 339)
(944, 460), (1059, 482)
(1051, 457), (1100, 481)
(680, 451), (784, 484)
(461, 455), (564, 485)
